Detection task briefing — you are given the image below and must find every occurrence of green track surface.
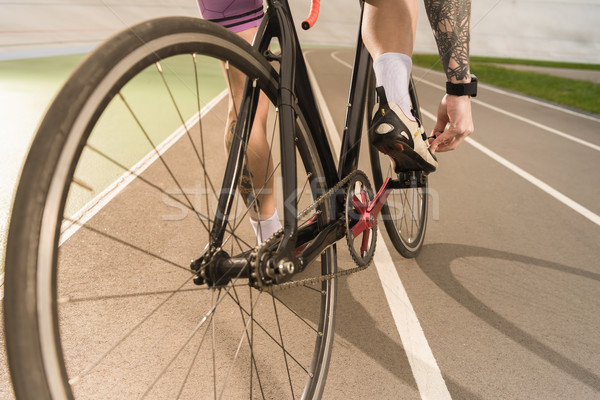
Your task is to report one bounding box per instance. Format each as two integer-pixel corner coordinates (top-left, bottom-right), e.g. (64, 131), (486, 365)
(66, 55), (226, 216)
(1, 53), (226, 273)
(1, 54), (87, 274)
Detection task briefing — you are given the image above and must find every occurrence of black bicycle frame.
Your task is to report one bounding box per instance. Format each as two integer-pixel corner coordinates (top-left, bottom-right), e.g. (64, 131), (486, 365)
(205, 0), (373, 283)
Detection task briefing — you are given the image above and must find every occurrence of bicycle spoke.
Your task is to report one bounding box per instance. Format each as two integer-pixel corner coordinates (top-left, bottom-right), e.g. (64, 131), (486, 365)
(272, 293), (320, 334)
(101, 279), (244, 399)
(118, 92), (201, 221)
(62, 217), (191, 273)
(193, 53), (213, 234)
(296, 283), (325, 295)
(57, 287), (211, 304)
(400, 189), (413, 239)
(225, 162), (281, 237)
(230, 285), (266, 399)
(68, 276), (194, 386)
(272, 296), (295, 398)
(218, 291), (263, 400)
(212, 289), (219, 400)
(140, 296), (219, 399)
(224, 291), (311, 377)
(175, 306), (211, 400)
(82, 143), (213, 229)
(156, 61), (221, 199)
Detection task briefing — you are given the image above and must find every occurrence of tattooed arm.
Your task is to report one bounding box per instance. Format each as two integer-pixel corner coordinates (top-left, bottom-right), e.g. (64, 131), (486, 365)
(424, 0), (472, 82)
(424, 0), (474, 152)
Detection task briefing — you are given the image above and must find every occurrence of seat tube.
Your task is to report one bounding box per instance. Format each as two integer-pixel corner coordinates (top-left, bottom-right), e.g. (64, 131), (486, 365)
(272, 0), (299, 264)
(338, 3), (372, 179)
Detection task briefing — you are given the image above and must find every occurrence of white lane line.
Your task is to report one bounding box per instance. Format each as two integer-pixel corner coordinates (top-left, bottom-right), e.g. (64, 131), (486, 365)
(60, 90), (227, 245)
(374, 233), (452, 400)
(412, 74), (600, 152)
(465, 136), (600, 226)
(307, 50), (452, 400)
(413, 66), (600, 124)
(331, 50), (352, 69)
(419, 108), (600, 227)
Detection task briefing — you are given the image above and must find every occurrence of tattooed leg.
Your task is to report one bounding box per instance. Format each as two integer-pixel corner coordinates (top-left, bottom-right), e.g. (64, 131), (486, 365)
(424, 0), (472, 82)
(223, 69), (276, 221)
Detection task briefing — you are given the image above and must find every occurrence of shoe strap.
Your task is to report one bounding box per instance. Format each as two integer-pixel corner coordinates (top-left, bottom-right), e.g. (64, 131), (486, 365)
(375, 86), (389, 108)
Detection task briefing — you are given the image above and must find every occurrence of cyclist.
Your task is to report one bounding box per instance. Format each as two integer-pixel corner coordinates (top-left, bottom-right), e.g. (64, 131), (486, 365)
(364, 0), (475, 174)
(197, 0), (475, 241)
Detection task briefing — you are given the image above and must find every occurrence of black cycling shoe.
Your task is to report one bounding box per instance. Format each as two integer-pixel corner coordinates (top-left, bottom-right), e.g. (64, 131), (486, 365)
(369, 86), (437, 173)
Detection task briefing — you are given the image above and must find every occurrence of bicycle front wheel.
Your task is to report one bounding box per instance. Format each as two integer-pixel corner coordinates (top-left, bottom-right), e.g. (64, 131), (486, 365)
(368, 76), (429, 258)
(5, 17), (336, 399)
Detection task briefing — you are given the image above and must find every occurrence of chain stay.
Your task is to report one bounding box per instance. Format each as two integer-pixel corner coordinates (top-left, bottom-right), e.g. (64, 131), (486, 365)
(250, 170), (367, 290)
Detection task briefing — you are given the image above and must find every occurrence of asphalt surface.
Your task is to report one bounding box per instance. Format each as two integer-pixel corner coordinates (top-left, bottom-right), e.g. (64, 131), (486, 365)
(306, 48), (600, 399)
(2, 48), (599, 399)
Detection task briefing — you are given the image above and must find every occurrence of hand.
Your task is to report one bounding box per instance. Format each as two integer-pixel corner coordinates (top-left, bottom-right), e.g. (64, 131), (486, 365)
(428, 94), (474, 153)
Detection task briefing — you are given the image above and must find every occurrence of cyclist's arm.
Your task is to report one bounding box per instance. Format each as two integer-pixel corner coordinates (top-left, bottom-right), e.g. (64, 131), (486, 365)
(424, 0), (474, 152)
(424, 0), (472, 83)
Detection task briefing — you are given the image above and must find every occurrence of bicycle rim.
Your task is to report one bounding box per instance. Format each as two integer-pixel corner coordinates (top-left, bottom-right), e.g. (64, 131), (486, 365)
(5, 17), (335, 399)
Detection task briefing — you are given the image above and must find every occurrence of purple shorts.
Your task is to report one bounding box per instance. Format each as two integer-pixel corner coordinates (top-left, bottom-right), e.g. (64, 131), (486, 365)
(198, 0), (264, 33)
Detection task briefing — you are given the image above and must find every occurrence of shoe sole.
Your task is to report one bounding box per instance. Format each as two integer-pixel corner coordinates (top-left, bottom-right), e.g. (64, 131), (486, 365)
(376, 141), (436, 174)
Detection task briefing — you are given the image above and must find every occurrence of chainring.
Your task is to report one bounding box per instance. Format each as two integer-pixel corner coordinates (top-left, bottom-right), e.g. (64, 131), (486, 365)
(243, 170), (377, 291)
(344, 171), (377, 267)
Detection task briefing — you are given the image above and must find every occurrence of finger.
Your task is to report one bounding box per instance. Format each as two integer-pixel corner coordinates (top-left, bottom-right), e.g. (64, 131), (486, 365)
(430, 136), (448, 153)
(433, 118), (447, 135)
(433, 133), (467, 153)
(427, 130), (439, 145)
(430, 130), (457, 153)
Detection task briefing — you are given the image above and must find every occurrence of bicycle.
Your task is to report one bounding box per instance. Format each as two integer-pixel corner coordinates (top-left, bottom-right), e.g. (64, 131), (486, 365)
(4, 0), (429, 398)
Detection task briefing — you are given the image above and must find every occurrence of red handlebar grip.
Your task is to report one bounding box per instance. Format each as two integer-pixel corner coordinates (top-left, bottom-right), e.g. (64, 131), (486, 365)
(301, 0), (321, 30)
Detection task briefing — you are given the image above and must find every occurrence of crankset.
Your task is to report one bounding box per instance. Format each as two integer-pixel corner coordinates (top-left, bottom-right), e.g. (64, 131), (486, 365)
(345, 172), (377, 266)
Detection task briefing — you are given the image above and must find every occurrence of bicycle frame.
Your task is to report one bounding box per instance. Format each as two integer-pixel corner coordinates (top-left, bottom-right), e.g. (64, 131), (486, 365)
(204, 0), (378, 284)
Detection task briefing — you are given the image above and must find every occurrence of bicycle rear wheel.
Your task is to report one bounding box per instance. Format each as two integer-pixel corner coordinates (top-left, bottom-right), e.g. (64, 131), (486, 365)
(5, 17), (336, 399)
(368, 75), (429, 258)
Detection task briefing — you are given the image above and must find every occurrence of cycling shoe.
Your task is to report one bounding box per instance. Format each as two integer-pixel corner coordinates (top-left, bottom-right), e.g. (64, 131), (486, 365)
(369, 86), (437, 173)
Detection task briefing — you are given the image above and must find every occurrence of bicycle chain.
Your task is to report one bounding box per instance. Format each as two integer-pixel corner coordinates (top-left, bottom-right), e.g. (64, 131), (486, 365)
(249, 169), (372, 291)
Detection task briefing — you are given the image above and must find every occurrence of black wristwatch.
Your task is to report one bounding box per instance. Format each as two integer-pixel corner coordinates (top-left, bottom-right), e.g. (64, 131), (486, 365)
(446, 74), (478, 97)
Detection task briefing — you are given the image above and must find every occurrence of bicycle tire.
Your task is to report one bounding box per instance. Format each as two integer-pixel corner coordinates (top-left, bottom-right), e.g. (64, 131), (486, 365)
(368, 75), (429, 258)
(5, 17), (336, 399)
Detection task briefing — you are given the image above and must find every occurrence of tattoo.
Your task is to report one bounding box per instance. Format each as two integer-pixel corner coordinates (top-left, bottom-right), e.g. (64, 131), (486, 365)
(424, 0), (471, 81)
(225, 120), (260, 211)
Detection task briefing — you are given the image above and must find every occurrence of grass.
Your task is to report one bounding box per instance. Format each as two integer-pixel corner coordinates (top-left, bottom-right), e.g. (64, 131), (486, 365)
(413, 54), (600, 115)
(469, 56), (600, 71)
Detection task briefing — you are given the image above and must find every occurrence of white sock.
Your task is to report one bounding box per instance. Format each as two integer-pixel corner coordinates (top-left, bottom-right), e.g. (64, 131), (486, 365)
(372, 52), (415, 120)
(250, 209), (282, 245)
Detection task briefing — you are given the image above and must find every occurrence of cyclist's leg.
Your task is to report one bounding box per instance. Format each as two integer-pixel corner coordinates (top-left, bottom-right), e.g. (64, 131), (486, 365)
(199, 1), (281, 241)
(362, 0), (417, 115)
(222, 47), (277, 219)
(362, 0), (437, 172)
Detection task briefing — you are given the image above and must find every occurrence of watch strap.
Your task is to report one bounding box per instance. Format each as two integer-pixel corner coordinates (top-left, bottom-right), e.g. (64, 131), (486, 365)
(446, 75), (478, 97)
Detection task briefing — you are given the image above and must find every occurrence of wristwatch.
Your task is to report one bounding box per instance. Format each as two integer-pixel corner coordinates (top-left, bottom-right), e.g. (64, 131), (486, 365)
(446, 74), (478, 97)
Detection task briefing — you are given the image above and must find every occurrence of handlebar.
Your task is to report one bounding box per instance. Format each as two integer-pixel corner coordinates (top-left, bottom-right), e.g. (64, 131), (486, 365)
(301, 0), (321, 30)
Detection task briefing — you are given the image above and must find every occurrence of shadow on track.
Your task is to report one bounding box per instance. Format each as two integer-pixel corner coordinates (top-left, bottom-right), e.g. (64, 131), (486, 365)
(416, 243), (600, 392)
